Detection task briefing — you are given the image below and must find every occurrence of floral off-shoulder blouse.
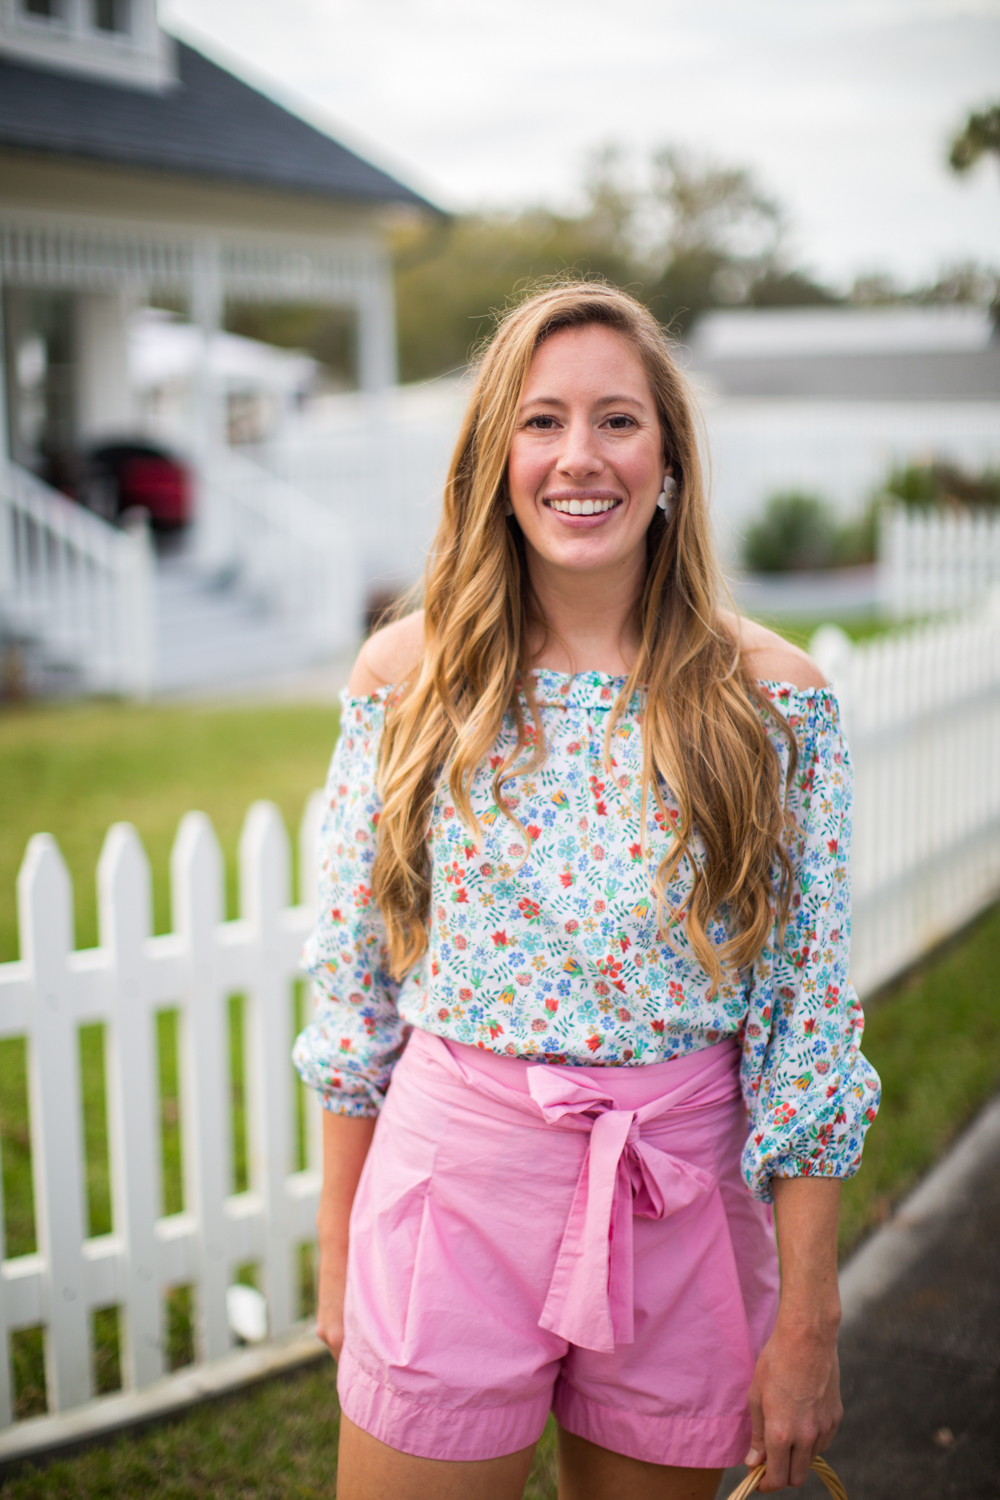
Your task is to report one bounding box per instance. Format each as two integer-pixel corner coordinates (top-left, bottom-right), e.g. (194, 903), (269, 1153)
(293, 669), (880, 1201)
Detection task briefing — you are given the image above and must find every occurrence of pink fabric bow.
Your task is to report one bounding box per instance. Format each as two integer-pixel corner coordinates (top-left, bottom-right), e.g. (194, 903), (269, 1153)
(527, 1068), (715, 1352)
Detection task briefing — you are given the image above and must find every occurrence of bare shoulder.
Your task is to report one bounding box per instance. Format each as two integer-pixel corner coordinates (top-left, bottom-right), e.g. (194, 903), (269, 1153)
(347, 610), (425, 696)
(719, 611), (828, 691)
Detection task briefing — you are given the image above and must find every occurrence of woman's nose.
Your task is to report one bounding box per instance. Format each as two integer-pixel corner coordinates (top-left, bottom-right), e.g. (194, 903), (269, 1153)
(557, 418), (602, 476)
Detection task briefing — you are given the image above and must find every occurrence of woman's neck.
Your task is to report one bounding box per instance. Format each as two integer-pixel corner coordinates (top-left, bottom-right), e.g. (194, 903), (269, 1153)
(526, 553), (645, 677)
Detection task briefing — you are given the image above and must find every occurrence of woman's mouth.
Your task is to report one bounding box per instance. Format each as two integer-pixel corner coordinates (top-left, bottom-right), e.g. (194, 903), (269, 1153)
(544, 497), (622, 516)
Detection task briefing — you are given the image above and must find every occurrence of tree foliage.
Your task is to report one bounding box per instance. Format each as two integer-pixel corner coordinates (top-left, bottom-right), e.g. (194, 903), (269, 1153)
(881, 461), (1000, 512)
(394, 144), (836, 382)
(949, 104), (1000, 175)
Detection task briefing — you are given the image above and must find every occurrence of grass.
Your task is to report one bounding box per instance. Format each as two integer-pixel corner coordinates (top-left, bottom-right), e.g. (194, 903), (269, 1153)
(838, 899), (1000, 1255)
(0, 698), (340, 965)
(0, 698), (340, 1423)
(0, 678), (997, 1493)
(760, 611), (891, 654)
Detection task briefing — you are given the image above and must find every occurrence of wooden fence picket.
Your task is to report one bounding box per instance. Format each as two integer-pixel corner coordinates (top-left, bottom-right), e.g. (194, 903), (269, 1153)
(18, 837), (92, 1413)
(97, 824), (165, 1390)
(239, 801), (295, 1339)
(170, 813), (233, 1365)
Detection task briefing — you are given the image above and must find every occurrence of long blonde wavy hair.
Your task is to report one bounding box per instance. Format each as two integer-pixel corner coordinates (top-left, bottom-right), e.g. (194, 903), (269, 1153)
(373, 281), (795, 992)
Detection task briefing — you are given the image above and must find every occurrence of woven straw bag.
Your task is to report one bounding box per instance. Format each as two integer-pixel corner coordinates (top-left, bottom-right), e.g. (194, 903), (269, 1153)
(724, 1456), (847, 1500)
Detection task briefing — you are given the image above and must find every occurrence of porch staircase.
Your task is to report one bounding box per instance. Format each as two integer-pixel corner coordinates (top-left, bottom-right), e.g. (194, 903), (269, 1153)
(152, 548), (333, 697)
(0, 455), (361, 701)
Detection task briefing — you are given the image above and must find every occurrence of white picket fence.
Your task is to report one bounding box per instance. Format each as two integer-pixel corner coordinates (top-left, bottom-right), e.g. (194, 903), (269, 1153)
(811, 593), (1000, 997)
(0, 464), (155, 698)
(0, 599), (999, 1452)
(0, 793), (324, 1448)
(879, 504), (1000, 621)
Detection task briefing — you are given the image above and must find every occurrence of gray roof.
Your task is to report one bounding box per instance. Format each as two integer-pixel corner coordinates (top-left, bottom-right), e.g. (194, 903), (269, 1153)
(687, 306), (1000, 400)
(688, 350), (1000, 400)
(0, 40), (439, 214)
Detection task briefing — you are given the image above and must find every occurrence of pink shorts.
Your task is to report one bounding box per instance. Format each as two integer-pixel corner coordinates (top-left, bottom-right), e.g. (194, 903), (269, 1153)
(337, 1029), (779, 1468)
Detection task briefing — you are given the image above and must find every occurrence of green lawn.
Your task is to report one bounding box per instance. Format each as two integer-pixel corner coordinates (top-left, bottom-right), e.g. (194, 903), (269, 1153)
(750, 611), (890, 654)
(0, 683), (997, 1494)
(0, 698), (340, 966)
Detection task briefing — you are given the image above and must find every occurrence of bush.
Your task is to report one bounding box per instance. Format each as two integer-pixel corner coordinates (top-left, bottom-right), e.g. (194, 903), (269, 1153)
(742, 491), (881, 573)
(742, 492), (839, 572)
(880, 460), (1000, 511)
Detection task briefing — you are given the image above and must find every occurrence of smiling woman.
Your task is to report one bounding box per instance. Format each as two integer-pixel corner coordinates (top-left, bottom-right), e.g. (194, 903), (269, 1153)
(293, 282), (879, 1500)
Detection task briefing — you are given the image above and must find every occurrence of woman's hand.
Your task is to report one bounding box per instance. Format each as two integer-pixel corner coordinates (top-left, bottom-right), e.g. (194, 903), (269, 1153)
(746, 1177), (843, 1490)
(315, 1112), (377, 1360)
(745, 1320), (842, 1490)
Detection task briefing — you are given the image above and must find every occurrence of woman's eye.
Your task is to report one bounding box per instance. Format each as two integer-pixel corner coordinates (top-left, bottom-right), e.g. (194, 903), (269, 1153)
(526, 415), (558, 430)
(605, 414), (636, 430)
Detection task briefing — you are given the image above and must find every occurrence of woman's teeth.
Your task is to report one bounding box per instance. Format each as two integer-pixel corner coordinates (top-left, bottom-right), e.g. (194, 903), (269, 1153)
(547, 498), (620, 515)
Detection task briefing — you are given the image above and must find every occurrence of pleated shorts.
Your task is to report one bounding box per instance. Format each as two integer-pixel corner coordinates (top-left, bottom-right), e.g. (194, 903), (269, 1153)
(337, 1028), (780, 1468)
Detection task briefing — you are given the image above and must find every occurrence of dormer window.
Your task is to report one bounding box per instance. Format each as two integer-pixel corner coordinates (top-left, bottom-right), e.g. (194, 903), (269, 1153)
(92, 0), (129, 35)
(2, 0), (173, 88)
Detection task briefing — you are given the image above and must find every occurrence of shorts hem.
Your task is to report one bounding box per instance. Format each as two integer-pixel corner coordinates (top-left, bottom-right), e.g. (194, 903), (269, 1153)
(554, 1380), (752, 1469)
(337, 1344), (552, 1462)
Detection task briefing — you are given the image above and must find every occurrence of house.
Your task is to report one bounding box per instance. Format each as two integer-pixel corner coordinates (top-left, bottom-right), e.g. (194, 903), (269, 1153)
(686, 304), (1000, 562)
(0, 0), (438, 481)
(0, 0), (443, 695)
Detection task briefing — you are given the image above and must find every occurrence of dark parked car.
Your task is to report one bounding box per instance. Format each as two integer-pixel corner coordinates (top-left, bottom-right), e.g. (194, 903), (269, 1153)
(82, 441), (193, 531)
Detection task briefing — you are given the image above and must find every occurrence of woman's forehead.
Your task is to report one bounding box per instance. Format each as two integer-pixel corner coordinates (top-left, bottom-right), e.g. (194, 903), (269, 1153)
(523, 324), (655, 402)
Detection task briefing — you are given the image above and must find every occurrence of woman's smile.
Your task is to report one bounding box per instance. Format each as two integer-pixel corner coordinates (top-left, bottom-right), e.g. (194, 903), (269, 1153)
(543, 490), (623, 520)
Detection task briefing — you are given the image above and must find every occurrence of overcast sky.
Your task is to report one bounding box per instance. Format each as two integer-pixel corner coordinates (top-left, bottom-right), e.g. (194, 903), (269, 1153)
(161, 0), (1000, 289)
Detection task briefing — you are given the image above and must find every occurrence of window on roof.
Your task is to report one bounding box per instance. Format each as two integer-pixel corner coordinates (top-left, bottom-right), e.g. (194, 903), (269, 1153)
(20, 0), (66, 22)
(91, 0), (130, 34)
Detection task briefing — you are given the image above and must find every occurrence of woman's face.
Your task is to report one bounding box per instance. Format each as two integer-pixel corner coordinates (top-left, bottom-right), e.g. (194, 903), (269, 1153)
(506, 323), (668, 582)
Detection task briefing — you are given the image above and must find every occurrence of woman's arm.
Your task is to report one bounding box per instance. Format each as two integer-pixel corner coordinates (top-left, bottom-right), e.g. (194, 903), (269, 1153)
(315, 1112), (378, 1358)
(745, 1177), (843, 1491)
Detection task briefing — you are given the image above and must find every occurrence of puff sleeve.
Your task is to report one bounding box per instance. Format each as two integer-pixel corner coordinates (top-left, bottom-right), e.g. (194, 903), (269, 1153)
(292, 690), (410, 1116)
(740, 686), (881, 1201)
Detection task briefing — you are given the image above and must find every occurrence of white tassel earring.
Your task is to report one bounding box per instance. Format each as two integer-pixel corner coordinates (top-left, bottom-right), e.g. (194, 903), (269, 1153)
(657, 474), (677, 514)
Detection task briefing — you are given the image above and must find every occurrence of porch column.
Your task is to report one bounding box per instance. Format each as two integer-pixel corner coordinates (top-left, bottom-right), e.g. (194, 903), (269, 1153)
(189, 238), (227, 566)
(0, 272), (12, 604)
(357, 253), (397, 394)
(0, 271), (9, 473)
(74, 290), (139, 445)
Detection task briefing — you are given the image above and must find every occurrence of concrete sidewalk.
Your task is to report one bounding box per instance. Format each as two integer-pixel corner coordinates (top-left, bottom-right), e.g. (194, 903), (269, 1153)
(717, 1096), (1000, 1499)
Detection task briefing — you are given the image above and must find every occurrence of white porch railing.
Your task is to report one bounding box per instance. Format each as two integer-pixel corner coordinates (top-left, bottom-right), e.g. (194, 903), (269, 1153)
(879, 504), (1000, 621)
(0, 794), (324, 1453)
(197, 448), (364, 654)
(0, 464), (155, 698)
(811, 595), (1000, 998)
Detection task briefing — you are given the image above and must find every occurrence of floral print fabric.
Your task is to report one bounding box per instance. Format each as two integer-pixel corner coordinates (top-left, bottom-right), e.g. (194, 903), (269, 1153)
(294, 670), (880, 1201)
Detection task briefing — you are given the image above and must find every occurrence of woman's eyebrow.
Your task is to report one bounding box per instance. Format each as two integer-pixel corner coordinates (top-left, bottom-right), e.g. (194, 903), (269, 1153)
(519, 393), (648, 408)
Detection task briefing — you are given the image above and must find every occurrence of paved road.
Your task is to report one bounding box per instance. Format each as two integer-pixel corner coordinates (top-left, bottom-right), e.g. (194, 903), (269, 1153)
(828, 1137), (1000, 1499)
(717, 1103), (1000, 1500)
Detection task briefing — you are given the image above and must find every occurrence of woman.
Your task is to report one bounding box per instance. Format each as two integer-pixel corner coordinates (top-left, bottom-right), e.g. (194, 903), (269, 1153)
(294, 282), (880, 1500)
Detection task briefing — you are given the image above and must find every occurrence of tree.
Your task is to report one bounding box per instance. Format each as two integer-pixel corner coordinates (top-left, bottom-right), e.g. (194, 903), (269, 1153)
(949, 105), (1000, 176)
(394, 144), (837, 379)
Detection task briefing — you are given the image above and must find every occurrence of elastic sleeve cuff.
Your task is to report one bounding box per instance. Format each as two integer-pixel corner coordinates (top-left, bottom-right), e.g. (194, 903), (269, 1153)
(318, 1090), (381, 1119)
